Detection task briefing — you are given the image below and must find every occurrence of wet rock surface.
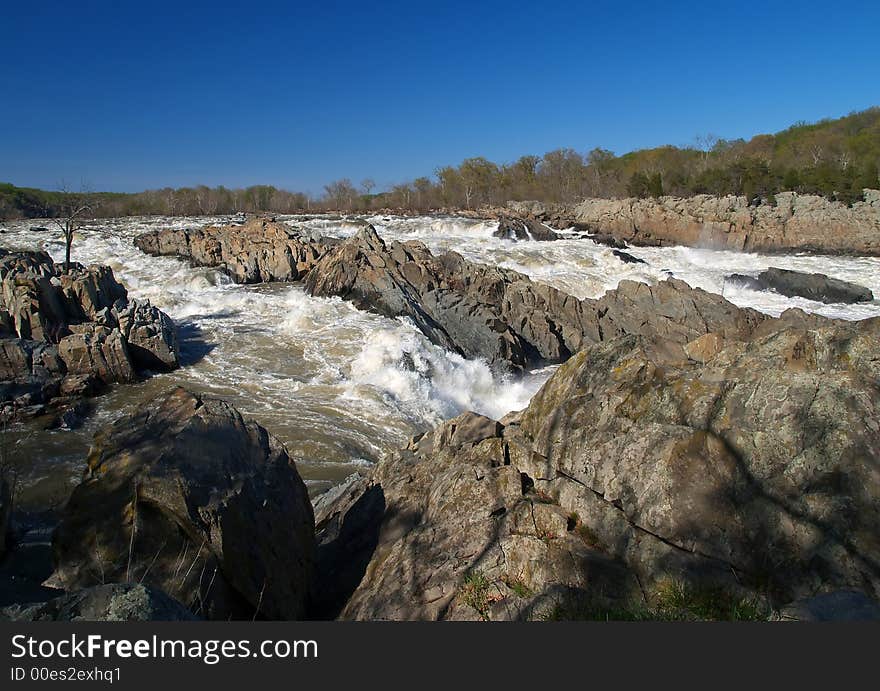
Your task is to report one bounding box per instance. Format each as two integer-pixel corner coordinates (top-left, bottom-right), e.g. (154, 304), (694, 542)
(49, 387), (316, 620)
(728, 267), (874, 304)
(493, 216), (560, 241)
(304, 226), (798, 371)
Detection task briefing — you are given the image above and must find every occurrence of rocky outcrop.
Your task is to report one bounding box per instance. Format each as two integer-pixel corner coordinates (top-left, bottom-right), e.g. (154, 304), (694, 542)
(727, 267), (874, 304)
(1, 583), (196, 622)
(134, 218), (336, 283)
(509, 190), (880, 256)
(0, 249), (179, 424)
(115, 299), (179, 370)
(49, 387), (316, 621)
(304, 226), (819, 371)
(493, 217), (559, 241)
(314, 316), (880, 619)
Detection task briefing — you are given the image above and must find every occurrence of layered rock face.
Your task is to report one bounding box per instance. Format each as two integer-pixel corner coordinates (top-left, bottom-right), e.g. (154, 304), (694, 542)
(304, 226), (813, 371)
(134, 217), (335, 283)
(0, 249), (179, 424)
(314, 317), (880, 620)
(509, 190), (880, 255)
(50, 388), (316, 620)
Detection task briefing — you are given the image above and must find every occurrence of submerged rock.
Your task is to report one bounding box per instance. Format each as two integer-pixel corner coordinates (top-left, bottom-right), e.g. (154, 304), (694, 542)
(1, 583), (196, 622)
(315, 317), (880, 619)
(50, 387), (316, 621)
(612, 249), (646, 264)
(493, 217), (559, 241)
(753, 267), (873, 304)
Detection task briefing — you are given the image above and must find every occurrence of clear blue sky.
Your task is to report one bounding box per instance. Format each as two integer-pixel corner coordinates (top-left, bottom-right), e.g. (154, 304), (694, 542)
(2, 0), (878, 195)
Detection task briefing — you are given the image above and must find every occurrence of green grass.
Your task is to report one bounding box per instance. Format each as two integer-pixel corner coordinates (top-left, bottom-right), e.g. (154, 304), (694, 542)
(542, 579), (770, 622)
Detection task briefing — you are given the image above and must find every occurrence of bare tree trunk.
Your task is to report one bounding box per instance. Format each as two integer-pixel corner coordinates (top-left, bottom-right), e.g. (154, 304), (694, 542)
(65, 227), (73, 272)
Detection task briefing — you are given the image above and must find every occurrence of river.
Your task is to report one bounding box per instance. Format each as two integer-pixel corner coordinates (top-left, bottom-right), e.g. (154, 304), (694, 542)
(2, 214), (879, 507)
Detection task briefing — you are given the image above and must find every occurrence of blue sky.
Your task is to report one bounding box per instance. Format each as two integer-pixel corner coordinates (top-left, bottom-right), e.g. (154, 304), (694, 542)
(2, 0), (878, 195)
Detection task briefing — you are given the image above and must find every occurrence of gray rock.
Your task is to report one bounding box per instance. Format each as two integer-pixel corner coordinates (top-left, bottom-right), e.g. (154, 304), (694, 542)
(50, 387), (316, 621)
(612, 249), (646, 264)
(1, 583), (197, 621)
(493, 217), (559, 241)
(304, 227), (789, 371)
(114, 299), (179, 371)
(316, 316), (880, 619)
(757, 267), (874, 304)
(134, 218), (334, 284)
(778, 591), (880, 621)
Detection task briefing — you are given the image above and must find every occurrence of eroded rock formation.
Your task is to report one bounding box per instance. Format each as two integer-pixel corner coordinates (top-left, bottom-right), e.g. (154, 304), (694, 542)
(134, 217), (336, 283)
(509, 190), (880, 256)
(49, 387), (316, 621)
(0, 249), (179, 424)
(314, 316), (880, 619)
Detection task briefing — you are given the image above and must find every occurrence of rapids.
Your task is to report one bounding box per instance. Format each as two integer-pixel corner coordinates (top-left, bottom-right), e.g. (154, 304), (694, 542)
(2, 214), (879, 503)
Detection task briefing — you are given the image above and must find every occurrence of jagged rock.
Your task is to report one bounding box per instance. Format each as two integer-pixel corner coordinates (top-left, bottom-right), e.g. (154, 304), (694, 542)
(304, 227), (791, 371)
(50, 387), (316, 621)
(0, 249), (179, 422)
(114, 299), (179, 370)
(612, 249), (646, 264)
(304, 226), (594, 370)
(134, 218), (335, 283)
(316, 317), (880, 619)
(1, 583), (197, 621)
(57, 325), (136, 383)
(493, 217), (559, 241)
(755, 268), (873, 304)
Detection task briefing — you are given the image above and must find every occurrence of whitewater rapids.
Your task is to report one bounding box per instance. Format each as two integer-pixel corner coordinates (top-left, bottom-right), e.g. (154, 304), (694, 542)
(2, 214), (878, 499)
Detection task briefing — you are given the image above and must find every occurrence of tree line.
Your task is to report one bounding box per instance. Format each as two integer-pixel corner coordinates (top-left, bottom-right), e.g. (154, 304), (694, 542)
(2, 107), (878, 220)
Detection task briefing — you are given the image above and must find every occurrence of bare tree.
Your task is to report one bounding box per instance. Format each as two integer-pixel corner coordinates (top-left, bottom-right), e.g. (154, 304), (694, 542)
(51, 183), (93, 272)
(360, 178), (376, 196)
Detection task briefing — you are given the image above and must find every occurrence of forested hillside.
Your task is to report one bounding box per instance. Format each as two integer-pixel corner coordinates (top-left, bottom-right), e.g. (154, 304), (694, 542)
(2, 107), (878, 219)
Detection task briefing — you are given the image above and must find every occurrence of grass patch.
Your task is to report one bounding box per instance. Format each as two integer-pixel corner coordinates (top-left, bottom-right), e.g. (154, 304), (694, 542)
(541, 579), (769, 622)
(459, 571), (494, 620)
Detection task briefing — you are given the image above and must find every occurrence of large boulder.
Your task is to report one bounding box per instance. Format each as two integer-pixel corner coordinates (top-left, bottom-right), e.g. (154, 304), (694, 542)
(315, 317), (880, 619)
(49, 388), (316, 620)
(0, 248), (180, 423)
(304, 227), (793, 371)
(134, 218), (336, 284)
(114, 299), (179, 371)
(493, 217), (559, 241)
(57, 325), (136, 383)
(1, 584), (196, 621)
(313, 412), (640, 620)
(727, 267), (875, 304)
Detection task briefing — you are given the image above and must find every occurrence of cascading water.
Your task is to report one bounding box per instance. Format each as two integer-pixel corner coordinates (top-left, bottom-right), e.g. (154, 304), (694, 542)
(2, 213), (878, 504)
